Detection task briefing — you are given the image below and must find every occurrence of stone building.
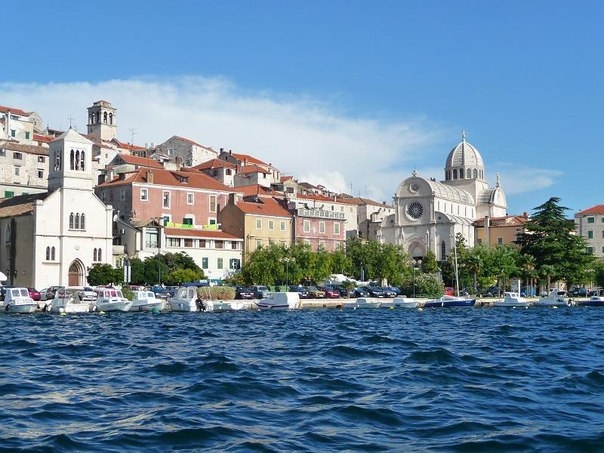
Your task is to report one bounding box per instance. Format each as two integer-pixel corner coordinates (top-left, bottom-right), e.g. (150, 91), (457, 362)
(381, 133), (507, 261)
(0, 128), (113, 288)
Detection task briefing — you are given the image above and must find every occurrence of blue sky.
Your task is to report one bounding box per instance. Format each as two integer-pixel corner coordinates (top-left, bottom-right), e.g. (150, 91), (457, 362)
(2, 0), (602, 216)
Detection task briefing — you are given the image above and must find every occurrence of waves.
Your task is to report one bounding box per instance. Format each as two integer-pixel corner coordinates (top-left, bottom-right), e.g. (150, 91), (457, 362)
(1, 308), (604, 451)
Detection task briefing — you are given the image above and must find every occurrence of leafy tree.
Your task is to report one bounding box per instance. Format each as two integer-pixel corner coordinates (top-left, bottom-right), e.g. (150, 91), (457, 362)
(516, 197), (594, 289)
(87, 263), (121, 286)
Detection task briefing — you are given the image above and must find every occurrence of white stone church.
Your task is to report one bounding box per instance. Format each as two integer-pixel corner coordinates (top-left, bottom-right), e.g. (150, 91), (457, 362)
(380, 133), (507, 261)
(0, 129), (114, 288)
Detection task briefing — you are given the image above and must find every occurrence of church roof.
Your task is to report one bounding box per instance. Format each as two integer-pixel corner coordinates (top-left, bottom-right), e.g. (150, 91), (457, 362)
(445, 133), (484, 170)
(426, 179), (475, 204)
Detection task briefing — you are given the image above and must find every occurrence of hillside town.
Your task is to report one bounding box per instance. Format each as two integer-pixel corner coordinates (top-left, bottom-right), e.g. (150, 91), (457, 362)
(0, 100), (601, 290)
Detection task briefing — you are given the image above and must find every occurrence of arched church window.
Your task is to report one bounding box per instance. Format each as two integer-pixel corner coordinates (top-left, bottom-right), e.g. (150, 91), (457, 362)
(54, 150), (61, 171)
(75, 150), (80, 170)
(51, 246), (56, 260)
(4, 224), (10, 244)
(452, 169), (458, 179)
(459, 169), (464, 179)
(46, 246), (50, 260)
(81, 214), (86, 230)
(473, 169), (478, 178)
(103, 112), (108, 124)
(80, 151), (85, 171)
(466, 169), (471, 178)
(70, 149), (75, 170)
(445, 170), (450, 181)
(75, 213), (80, 230)
(98, 248), (102, 261)
(69, 213), (74, 229)
(93, 248), (97, 262)
(441, 241), (446, 261)
(109, 113), (113, 125)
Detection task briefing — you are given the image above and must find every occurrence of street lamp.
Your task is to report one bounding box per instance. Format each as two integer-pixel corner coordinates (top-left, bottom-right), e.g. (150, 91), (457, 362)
(282, 257), (294, 287)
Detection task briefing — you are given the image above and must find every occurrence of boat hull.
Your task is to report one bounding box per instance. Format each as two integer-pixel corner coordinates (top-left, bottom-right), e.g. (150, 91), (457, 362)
(5, 303), (38, 314)
(423, 298), (476, 308)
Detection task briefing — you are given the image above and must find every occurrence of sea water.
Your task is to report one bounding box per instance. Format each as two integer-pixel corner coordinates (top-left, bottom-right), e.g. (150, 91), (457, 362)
(1, 307), (603, 451)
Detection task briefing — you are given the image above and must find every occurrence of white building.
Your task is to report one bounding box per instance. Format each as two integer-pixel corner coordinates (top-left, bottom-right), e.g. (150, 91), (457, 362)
(381, 133), (507, 260)
(0, 128), (114, 288)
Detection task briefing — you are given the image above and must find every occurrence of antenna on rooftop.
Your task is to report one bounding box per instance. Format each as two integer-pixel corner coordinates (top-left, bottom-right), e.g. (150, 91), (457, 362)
(67, 115), (75, 129)
(129, 128), (136, 149)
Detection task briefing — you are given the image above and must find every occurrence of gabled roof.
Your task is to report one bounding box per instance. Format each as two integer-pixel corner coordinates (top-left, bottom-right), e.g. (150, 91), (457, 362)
(0, 193), (48, 219)
(0, 104), (31, 117)
(33, 134), (53, 143)
(0, 140), (49, 156)
(339, 196), (393, 208)
(230, 152), (267, 166)
(576, 205), (604, 216)
(192, 158), (237, 171)
(112, 139), (147, 152)
(238, 164), (270, 175)
(98, 167), (233, 192)
(236, 184), (281, 197)
(236, 197), (291, 217)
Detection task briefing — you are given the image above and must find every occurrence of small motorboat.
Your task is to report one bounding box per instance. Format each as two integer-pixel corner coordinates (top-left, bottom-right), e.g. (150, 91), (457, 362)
(423, 294), (476, 308)
(94, 287), (133, 312)
(168, 286), (202, 312)
(532, 288), (571, 307)
(255, 292), (300, 310)
(130, 290), (166, 312)
(2, 287), (38, 313)
(50, 287), (91, 313)
(490, 291), (531, 308)
(575, 289), (604, 307)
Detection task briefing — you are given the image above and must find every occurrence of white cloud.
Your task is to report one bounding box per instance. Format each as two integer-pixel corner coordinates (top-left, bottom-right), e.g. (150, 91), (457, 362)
(0, 77), (560, 205)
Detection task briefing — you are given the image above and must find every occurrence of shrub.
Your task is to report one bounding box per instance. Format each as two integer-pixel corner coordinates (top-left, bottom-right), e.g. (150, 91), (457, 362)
(196, 286), (236, 301)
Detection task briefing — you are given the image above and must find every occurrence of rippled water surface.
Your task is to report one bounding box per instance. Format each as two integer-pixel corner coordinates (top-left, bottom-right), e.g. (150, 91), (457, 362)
(2, 307), (604, 452)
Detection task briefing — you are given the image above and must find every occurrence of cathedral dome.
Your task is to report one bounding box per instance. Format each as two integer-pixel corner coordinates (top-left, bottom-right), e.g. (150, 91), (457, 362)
(444, 132), (485, 182)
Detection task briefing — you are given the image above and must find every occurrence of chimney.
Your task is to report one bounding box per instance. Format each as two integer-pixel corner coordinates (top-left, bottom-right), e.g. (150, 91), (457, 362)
(146, 170), (154, 184)
(229, 192), (240, 205)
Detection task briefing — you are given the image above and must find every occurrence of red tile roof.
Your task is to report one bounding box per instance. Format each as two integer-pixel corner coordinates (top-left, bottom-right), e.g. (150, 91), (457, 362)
(236, 197), (291, 217)
(238, 164), (269, 175)
(0, 105), (31, 116)
(235, 184), (279, 197)
(192, 158), (237, 170)
(576, 205), (604, 216)
(230, 152), (267, 166)
(473, 215), (529, 227)
(98, 167), (233, 192)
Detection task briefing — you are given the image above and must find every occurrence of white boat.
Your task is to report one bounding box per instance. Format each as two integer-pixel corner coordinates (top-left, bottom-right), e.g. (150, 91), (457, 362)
(532, 288), (570, 307)
(491, 291), (531, 308)
(344, 297), (397, 309)
(94, 287), (133, 312)
(255, 292), (300, 310)
(575, 289), (604, 307)
(3, 287), (38, 313)
(168, 286), (202, 312)
(130, 290), (166, 312)
(392, 296), (421, 308)
(50, 287), (91, 313)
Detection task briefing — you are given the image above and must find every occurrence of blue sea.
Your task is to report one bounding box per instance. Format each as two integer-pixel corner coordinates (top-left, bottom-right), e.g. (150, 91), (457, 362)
(2, 306), (604, 452)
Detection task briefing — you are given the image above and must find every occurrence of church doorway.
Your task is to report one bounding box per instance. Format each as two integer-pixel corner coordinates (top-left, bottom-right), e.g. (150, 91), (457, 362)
(68, 260), (85, 286)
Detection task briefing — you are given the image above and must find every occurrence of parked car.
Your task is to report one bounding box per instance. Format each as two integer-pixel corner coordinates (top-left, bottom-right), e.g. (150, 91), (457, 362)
(40, 285), (63, 301)
(352, 287), (370, 297)
(333, 285), (350, 298)
(251, 285), (270, 298)
(304, 286), (325, 298)
(366, 286), (387, 297)
(288, 285), (310, 299)
(380, 287), (398, 298)
(235, 286), (255, 299)
(27, 287), (41, 301)
(318, 285), (341, 298)
(71, 286), (98, 303)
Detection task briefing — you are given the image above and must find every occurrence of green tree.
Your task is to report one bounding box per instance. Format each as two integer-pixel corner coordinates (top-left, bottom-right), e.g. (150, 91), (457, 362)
(516, 197), (594, 289)
(87, 263), (121, 286)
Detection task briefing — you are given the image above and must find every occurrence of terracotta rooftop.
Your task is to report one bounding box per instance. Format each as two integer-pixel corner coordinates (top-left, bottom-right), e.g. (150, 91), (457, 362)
(236, 197), (291, 217)
(0, 104), (31, 117)
(0, 140), (49, 156)
(576, 205), (604, 216)
(0, 193), (48, 219)
(473, 215), (529, 227)
(111, 154), (163, 169)
(192, 158), (237, 171)
(97, 167), (233, 192)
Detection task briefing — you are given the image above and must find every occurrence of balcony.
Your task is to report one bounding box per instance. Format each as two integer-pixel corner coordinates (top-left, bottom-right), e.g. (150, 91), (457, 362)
(297, 208), (345, 220)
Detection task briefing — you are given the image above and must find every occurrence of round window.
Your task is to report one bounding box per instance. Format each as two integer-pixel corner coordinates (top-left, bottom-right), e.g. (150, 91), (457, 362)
(407, 202), (423, 219)
(410, 183), (419, 193)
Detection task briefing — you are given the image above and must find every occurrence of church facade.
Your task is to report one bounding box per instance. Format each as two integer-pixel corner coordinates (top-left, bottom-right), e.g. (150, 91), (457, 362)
(0, 128), (114, 289)
(380, 133), (507, 262)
